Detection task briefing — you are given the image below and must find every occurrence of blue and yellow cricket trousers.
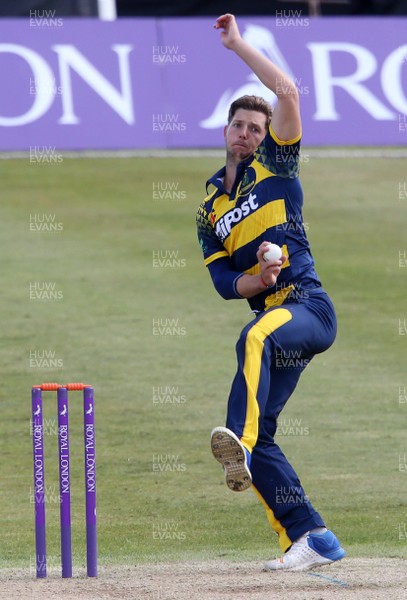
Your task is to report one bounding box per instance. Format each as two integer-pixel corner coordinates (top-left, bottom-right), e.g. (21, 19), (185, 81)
(225, 288), (337, 552)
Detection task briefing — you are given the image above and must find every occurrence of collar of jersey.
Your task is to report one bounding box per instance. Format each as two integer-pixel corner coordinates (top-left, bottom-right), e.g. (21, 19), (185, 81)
(206, 155), (254, 201)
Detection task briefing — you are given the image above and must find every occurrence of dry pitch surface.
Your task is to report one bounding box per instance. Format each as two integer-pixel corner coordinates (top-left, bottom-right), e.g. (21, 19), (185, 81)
(1, 558), (406, 600)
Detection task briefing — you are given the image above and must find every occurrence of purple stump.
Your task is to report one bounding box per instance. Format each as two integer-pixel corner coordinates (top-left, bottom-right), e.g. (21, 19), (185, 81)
(32, 387), (46, 578)
(83, 386), (97, 577)
(57, 387), (72, 578)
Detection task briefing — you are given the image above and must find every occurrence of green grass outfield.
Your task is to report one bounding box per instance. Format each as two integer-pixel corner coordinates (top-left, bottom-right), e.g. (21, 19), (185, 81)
(0, 152), (405, 572)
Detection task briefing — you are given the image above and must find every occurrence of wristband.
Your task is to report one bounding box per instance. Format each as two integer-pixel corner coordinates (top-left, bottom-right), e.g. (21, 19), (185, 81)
(260, 275), (269, 288)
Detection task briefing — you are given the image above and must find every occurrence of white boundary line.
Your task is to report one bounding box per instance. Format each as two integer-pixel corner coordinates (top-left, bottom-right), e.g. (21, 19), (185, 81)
(1, 148), (407, 159)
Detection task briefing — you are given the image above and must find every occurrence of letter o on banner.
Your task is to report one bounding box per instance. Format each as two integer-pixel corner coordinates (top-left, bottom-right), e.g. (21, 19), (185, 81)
(0, 44), (55, 126)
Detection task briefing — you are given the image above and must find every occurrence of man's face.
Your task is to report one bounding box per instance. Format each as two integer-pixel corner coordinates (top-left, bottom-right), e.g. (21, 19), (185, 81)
(224, 108), (267, 163)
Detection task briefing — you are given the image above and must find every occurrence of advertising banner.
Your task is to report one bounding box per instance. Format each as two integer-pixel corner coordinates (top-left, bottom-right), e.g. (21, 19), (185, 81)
(0, 17), (406, 149)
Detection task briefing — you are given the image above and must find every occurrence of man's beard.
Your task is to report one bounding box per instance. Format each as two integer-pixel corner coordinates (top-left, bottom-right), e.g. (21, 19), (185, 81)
(227, 146), (252, 163)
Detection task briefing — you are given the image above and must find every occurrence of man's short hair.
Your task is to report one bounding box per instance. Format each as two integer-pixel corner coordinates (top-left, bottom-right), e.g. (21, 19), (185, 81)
(227, 95), (272, 129)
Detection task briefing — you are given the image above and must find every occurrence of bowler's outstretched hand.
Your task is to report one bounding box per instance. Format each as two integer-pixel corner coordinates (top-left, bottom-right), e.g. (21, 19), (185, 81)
(214, 14), (241, 50)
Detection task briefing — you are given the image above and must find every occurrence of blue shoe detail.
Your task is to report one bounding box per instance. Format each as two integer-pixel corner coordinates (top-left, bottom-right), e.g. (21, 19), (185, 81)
(308, 530), (346, 562)
(244, 448), (251, 469)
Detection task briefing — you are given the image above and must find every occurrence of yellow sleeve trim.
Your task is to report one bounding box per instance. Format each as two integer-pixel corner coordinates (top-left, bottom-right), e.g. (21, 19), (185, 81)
(204, 250), (228, 266)
(269, 123), (302, 146)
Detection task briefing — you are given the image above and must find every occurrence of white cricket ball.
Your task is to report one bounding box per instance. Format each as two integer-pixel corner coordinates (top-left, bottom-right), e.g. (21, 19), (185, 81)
(262, 243), (282, 262)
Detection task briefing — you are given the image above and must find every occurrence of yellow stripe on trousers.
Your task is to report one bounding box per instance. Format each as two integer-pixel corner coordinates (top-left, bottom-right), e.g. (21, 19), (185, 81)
(241, 308), (292, 451)
(253, 485), (292, 552)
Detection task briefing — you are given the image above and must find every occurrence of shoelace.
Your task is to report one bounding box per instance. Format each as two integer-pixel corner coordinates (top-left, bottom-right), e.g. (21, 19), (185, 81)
(281, 536), (315, 565)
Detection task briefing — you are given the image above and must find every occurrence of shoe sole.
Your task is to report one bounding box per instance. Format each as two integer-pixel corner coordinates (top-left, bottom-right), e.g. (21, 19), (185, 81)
(210, 427), (252, 492)
(264, 548), (346, 572)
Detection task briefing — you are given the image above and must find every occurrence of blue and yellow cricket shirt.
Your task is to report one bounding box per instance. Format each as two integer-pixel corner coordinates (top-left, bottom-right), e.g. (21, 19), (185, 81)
(196, 126), (322, 313)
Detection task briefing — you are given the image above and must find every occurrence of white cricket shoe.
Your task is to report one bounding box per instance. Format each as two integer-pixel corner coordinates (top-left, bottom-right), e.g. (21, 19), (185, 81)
(264, 530), (346, 572)
(210, 426), (252, 492)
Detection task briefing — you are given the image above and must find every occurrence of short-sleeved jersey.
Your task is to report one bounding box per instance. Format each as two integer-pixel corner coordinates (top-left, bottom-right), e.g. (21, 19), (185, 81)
(196, 126), (322, 313)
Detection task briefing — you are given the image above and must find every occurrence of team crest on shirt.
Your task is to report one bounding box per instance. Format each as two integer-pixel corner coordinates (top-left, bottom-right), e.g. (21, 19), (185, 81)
(236, 167), (256, 197)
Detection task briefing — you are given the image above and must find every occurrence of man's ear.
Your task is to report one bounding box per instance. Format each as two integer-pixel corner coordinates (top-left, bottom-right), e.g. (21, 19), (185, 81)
(223, 124), (228, 138)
